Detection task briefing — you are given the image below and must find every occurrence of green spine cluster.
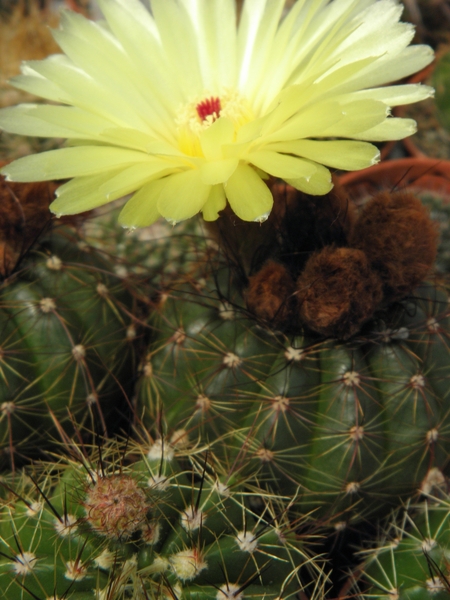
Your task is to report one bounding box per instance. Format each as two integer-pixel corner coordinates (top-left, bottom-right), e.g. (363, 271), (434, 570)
(356, 492), (450, 600)
(0, 226), (137, 463)
(0, 437), (324, 599)
(136, 262), (450, 522)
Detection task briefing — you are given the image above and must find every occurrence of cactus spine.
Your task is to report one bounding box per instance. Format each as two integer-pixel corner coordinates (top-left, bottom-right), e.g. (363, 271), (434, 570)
(0, 436), (326, 599)
(0, 224), (137, 465)
(355, 489), (450, 600)
(135, 187), (450, 522)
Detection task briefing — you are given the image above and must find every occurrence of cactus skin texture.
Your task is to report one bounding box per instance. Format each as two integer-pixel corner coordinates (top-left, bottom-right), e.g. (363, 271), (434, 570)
(0, 437), (324, 600)
(136, 263), (450, 522)
(0, 225), (137, 465)
(356, 487), (450, 600)
(80, 206), (208, 282)
(135, 187), (448, 522)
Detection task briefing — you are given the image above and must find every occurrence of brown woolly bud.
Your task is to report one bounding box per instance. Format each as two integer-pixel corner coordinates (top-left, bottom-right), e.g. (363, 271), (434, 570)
(267, 183), (357, 277)
(297, 247), (384, 339)
(205, 181), (357, 279)
(84, 475), (151, 540)
(0, 172), (54, 277)
(350, 192), (439, 301)
(277, 183), (356, 245)
(246, 260), (295, 329)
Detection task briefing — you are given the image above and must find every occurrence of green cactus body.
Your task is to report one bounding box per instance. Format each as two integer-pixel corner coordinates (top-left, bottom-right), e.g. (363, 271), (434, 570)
(136, 269), (450, 521)
(357, 496), (450, 600)
(80, 208), (208, 281)
(0, 227), (136, 462)
(0, 439), (322, 599)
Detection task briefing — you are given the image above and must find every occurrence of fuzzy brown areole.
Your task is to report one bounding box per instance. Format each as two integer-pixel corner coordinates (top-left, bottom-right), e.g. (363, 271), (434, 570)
(238, 185), (439, 339)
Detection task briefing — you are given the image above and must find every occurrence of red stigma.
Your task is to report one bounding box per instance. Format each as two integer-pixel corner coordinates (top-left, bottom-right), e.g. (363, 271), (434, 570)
(196, 97), (221, 122)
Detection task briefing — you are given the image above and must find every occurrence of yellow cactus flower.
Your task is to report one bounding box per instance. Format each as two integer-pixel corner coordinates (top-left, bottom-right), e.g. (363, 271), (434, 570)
(0, 0), (434, 226)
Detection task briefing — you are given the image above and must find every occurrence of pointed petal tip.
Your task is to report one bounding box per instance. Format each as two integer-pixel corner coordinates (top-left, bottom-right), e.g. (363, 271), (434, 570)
(253, 211), (271, 223)
(49, 202), (62, 217)
(0, 168), (12, 181)
(371, 151), (381, 166)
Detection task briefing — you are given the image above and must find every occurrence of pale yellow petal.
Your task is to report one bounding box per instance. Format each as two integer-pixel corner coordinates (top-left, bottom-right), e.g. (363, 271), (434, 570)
(118, 179), (166, 228)
(151, 0), (204, 98)
(179, 0), (237, 90)
(97, 0), (182, 114)
(250, 150), (317, 179)
(157, 169), (211, 223)
(99, 162), (178, 199)
(202, 185), (227, 221)
(0, 104), (70, 137)
(26, 56), (149, 132)
(236, 114), (268, 144)
(1, 147), (154, 182)
(261, 92), (343, 139)
(50, 171), (120, 215)
(252, 0), (330, 111)
(9, 68), (65, 104)
(200, 158), (239, 185)
(53, 10), (171, 137)
(263, 57), (377, 132)
(267, 140), (380, 171)
(238, 0), (285, 96)
(347, 45), (434, 92)
(343, 84), (434, 107)
(225, 163), (273, 222)
(200, 117), (235, 161)
(286, 164), (333, 196)
(98, 128), (168, 153)
(261, 95), (345, 140)
(351, 117), (417, 141)
(319, 99), (389, 137)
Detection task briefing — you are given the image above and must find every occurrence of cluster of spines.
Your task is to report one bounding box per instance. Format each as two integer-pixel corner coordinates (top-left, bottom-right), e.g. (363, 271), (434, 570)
(136, 253), (450, 523)
(354, 490), (450, 600)
(0, 222), (141, 467)
(0, 433), (327, 600)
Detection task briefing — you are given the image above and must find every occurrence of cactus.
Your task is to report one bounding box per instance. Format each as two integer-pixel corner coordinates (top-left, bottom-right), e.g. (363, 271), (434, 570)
(135, 187), (450, 523)
(0, 436), (326, 599)
(354, 486), (450, 600)
(419, 192), (450, 275)
(0, 219), (138, 466)
(79, 206), (209, 282)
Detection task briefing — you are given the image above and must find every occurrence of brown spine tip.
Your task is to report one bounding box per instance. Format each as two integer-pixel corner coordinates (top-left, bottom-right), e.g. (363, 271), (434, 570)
(296, 247), (384, 339)
(245, 260), (295, 329)
(350, 191), (439, 301)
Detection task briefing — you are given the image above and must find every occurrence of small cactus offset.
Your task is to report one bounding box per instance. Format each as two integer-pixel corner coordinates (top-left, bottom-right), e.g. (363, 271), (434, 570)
(0, 180), (139, 465)
(0, 436), (326, 599)
(136, 187), (450, 522)
(354, 484), (450, 600)
(80, 205), (210, 283)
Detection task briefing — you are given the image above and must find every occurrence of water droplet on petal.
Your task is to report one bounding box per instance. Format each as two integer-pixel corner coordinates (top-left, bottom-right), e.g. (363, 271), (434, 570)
(253, 211), (270, 223)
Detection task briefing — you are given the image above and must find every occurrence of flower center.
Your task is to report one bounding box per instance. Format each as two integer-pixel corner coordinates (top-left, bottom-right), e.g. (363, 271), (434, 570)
(176, 89), (254, 157)
(196, 96), (221, 122)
